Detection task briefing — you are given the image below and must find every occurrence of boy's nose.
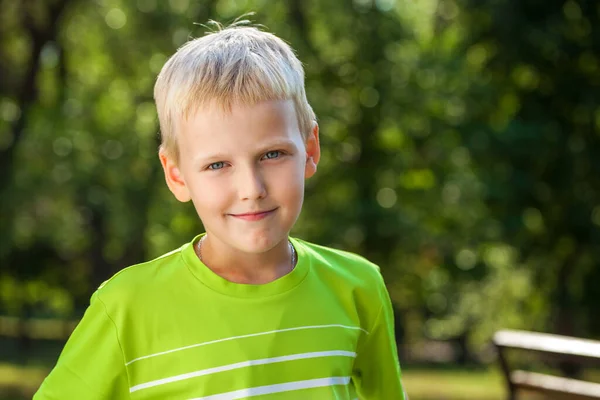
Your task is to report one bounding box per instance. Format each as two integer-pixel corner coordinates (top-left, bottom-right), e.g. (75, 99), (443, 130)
(237, 166), (267, 201)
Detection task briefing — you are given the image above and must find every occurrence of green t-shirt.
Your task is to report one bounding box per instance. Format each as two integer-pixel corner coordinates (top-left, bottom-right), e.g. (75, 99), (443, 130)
(34, 236), (405, 399)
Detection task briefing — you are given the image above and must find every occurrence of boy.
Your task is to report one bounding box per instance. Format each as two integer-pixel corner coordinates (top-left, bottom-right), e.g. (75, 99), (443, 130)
(34, 23), (406, 399)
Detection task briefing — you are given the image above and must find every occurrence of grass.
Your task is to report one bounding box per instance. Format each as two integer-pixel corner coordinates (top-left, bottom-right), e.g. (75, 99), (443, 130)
(0, 363), (48, 400)
(402, 367), (505, 399)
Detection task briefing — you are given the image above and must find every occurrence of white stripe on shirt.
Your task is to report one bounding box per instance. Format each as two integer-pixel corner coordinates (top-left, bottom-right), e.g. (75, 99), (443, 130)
(129, 350), (356, 393)
(126, 324), (367, 365)
(188, 376), (352, 399)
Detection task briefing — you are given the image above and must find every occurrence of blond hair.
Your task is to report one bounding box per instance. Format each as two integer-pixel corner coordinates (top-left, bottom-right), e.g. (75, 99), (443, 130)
(154, 23), (316, 162)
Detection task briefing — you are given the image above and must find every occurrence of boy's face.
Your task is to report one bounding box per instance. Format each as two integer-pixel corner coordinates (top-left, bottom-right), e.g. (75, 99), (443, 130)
(160, 99), (319, 254)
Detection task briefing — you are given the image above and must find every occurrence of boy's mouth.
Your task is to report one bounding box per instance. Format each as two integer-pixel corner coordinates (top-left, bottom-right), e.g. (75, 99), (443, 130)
(229, 208), (278, 221)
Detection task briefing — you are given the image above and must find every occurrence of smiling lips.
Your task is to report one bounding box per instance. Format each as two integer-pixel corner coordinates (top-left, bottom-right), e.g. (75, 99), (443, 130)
(229, 208), (277, 221)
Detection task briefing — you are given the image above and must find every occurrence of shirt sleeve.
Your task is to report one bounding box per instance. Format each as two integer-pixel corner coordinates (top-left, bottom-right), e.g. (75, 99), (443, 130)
(34, 291), (130, 399)
(352, 274), (407, 400)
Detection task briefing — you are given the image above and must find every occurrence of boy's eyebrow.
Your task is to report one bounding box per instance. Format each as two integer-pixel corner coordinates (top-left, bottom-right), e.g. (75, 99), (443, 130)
(255, 139), (297, 152)
(194, 153), (229, 167)
(193, 139), (298, 166)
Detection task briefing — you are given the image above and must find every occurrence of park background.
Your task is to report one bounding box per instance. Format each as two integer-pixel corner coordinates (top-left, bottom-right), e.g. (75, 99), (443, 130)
(1, 0), (599, 398)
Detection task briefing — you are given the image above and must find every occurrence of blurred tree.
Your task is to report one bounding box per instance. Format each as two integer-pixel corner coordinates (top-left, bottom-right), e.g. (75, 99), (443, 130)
(1, 0), (73, 352)
(458, 0), (600, 341)
(0, 0), (70, 195)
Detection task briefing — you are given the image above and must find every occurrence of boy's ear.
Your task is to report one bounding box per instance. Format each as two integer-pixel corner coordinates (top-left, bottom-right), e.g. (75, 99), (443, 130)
(304, 121), (320, 179)
(159, 149), (192, 202)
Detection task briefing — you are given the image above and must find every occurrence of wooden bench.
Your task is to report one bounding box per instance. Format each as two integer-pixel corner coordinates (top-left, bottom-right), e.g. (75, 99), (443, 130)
(493, 329), (600, 399)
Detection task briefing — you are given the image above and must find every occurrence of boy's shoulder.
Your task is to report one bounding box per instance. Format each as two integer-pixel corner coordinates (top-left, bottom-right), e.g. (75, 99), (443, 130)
(94, 242), (188, 301)
(295, 238), (378, 268)
(293, 238), (385, 288)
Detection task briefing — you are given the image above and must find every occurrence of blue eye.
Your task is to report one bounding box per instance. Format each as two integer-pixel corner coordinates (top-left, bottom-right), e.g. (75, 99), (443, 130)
(208, 162), (225, 170)
(264, 151), (281, 160)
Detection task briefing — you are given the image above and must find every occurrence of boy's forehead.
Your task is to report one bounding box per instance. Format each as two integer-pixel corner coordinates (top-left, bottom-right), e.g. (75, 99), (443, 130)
(177, 99), (302, 155)
(181, 99), (297, 131)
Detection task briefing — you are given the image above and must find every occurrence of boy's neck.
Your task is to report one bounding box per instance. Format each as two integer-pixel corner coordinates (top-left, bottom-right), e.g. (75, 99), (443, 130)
(194, 235), (296, 285)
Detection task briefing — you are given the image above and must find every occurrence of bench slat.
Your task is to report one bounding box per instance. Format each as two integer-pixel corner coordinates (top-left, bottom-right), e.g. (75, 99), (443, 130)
(494, 330), (600, 360)
(512, 370), (600, 399)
